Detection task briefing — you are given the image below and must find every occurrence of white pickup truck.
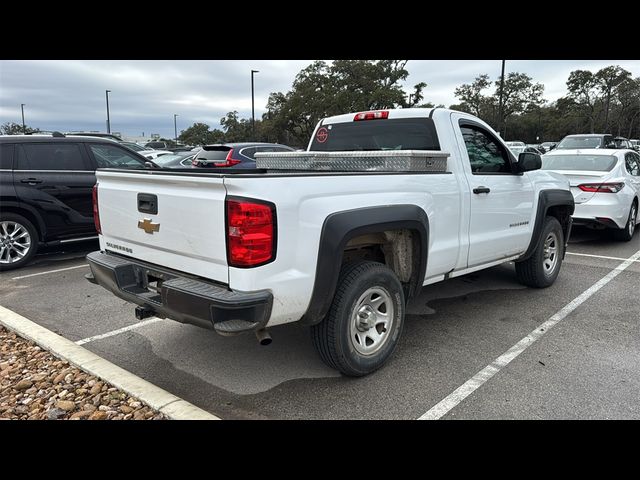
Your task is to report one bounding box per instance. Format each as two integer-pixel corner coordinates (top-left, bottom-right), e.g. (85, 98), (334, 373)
(86, 108), (574, 376)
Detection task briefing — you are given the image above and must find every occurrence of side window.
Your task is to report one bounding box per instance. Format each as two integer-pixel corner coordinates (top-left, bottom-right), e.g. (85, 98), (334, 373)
(0, 144), (14, 169)
(240, 147), (258, 160)
(460, 125), (513, 174)
(89, 144), (146, 169)
(272, 146), (294, 152)
(17, 143), (89, 170)
(626, 153), (640, 176)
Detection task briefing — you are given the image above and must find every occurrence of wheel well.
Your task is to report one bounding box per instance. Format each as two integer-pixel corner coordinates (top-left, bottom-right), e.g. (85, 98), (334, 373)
(343, 229), (421, 297)
(0, 206), (43, 241)
(546, 205), (573, 240)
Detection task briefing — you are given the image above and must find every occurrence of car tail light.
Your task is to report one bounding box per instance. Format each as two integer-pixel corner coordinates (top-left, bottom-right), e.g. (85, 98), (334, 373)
(226, 197), (276, 267)
(353, 111), (389, 121)
(92, 184), (101, 234)
(578, 182), (625, 193)
(214, 149), (241, 167)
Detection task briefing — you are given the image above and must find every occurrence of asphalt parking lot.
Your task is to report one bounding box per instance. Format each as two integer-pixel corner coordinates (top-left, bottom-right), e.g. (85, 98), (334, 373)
(1, 227), (638, 419)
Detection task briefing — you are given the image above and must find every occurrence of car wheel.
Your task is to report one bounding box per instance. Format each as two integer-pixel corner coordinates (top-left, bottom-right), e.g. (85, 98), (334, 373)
(0, 213), (39, 271)
(310, 261), (405, 376)
(612, 202), (637, 242)
(515, 216), (564, 288)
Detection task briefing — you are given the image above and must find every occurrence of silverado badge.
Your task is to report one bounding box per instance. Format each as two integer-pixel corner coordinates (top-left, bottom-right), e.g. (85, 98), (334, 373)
(138, 218), (160, 234)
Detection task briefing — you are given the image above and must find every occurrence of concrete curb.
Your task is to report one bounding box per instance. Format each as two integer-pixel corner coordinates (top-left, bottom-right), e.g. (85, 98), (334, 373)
(0, 305), (220, 420)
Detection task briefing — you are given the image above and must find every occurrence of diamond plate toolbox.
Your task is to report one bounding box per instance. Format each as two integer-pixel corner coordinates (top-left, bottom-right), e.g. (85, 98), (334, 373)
(254, 150), (449, 172)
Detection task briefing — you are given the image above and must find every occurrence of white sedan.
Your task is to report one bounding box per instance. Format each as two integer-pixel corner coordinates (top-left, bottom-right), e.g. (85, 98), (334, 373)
(139, 149), (172, 160)
(541, 149), (640, 241)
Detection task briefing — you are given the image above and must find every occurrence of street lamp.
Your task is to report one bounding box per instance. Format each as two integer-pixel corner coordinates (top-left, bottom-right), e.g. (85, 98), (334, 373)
(497, 60), (505, 136)
(20, 104), (26, 134)
(251, 69), (259, 139)
(174, 114), (178, 145)
(105, 90), (111, 133)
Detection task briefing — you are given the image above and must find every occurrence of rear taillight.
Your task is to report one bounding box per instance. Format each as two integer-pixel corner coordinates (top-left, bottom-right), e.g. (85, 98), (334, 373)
(354, 110), (389, 121)
(226, 197), (276, 267)
(92, 184), (101, 234)
(214, 149), (241, 167)
(578, 182), (625, 193)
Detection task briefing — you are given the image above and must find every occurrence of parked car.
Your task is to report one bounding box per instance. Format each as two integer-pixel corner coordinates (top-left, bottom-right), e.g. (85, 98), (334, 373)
(524, 146), (544, 155)
(613, 137), (632, 149)
(191, 142), (294, 168)
(555, 134), (615, 150)
(0, 135), (152, 270)
(505, 141), (526, 156)
(139, 150), (173, 160)
(86, 108), (574, 376)
(630, 139), (640, 151)
(541, 148), (639, 241)
(152, 152), (196, 168)
(145, 141), (170, 150)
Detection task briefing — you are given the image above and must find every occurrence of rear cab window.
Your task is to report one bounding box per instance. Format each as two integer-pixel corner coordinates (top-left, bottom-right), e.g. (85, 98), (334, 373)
(309, 118), (440, 152)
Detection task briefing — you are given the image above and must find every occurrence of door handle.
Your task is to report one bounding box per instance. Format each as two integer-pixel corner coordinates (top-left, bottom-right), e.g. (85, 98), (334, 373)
(473, 186), (491, 194)
(20, 178), (43, 185)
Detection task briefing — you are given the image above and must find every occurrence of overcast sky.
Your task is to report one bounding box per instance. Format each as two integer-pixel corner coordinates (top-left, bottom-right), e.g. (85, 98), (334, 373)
(1, 60), (639, 140)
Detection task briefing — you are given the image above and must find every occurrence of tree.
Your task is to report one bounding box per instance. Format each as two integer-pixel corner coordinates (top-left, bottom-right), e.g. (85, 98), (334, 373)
(495, 72), (545, 122)
(178, 122), (224, 146)
(454, 74), (491, 116)
(566, 70), (600, 133)
(1, 122), (40, 135)
(595, 66), (632, 131)
(220, 111), (254, 142)
(263, 60), (429, 146)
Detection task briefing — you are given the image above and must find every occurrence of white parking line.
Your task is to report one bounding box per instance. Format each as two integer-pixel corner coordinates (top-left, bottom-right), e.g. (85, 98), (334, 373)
(566, 252), (640, 263)
(418, 247), (640, 420)
(11, 264), (89, 280)
(76, 318), (163, 345)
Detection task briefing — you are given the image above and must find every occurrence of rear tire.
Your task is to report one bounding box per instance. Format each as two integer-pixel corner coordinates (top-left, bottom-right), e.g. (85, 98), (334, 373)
(612, 202), (637, 242)
(515, 216), (564, 288)
(0, 213), (39, 271)
(310, 261), (405, 377)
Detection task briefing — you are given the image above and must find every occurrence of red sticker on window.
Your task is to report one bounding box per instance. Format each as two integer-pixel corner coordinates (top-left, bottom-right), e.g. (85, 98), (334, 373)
(316, 127), (329, 143)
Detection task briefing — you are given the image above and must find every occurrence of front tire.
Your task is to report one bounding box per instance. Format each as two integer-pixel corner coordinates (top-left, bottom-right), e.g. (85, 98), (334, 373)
(515, 216), (564, 288)
(310, 261), (405, 377)
(612, 202), (637, 242)
(0, 213), (39, 271)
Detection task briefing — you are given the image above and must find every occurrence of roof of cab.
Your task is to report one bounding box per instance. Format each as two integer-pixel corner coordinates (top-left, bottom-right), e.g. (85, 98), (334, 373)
(0, 135), (120, 144)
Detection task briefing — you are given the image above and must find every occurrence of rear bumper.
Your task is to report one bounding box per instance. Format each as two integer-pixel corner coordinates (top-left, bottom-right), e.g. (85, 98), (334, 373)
(86, 250), (272, 335)
(572, 195), (631, 229)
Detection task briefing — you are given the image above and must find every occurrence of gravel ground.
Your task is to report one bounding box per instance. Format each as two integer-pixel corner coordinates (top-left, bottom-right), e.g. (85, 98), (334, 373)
(0, 326), (166, 420)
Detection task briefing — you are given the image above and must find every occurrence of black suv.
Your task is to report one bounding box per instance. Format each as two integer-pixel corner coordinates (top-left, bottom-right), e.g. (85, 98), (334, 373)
(0, 135), (150, 270)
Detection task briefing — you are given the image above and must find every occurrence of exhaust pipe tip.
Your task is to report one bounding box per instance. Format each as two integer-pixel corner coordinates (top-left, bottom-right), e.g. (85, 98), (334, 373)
(255, 328), (272, 346)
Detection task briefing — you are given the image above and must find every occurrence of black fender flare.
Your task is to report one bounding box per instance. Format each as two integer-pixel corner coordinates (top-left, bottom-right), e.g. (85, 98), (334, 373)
(300, 205), (429, 325)
(518, 189), (575, 261)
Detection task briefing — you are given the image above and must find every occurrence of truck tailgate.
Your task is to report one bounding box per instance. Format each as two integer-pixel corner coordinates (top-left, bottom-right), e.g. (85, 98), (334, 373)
(95, 170), (228, 284)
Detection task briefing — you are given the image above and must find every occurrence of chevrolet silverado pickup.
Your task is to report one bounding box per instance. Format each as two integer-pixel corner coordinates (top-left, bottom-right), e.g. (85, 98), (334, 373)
(85, 108), (574, 376)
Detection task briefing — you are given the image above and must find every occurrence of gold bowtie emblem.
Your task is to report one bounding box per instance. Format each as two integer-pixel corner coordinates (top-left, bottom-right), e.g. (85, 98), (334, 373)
(138, 218), (160, 234)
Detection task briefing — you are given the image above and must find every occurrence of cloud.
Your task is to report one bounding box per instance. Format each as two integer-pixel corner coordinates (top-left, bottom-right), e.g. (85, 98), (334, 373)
(1, 60), (639, 139)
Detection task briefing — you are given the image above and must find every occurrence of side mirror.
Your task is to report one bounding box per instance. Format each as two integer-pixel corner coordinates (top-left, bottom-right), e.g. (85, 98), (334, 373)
(517, 152), (542, 172)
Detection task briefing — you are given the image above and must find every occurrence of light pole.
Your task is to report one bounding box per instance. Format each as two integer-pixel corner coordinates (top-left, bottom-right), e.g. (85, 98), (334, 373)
(105, 90), (111, 133)
(251, 69), (259, 139)
(174, 114), (178, 145)
(408, 94), (413, 106)
(20, 104), (26, 134)
(498, 60), (505, 136)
